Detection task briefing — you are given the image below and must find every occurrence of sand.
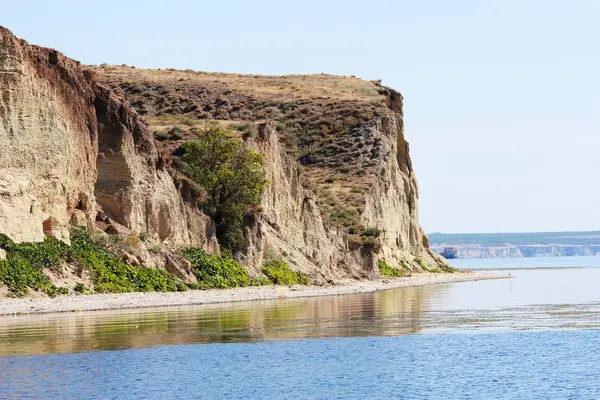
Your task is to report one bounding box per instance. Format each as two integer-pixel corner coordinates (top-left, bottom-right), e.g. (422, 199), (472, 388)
(0, 271), (510, 316)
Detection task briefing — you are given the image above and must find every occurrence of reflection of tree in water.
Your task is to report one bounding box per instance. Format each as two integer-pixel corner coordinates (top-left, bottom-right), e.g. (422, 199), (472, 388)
(0, 285), (449, 355)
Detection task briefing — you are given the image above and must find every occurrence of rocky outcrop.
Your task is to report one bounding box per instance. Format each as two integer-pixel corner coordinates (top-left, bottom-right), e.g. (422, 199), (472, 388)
(0, 26), (217, 253)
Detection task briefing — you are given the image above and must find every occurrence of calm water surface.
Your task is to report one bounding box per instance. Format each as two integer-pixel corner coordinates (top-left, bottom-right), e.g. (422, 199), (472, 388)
(1, 256), (600, 399)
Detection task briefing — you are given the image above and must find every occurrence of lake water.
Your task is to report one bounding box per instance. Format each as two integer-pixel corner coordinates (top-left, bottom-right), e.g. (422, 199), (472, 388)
(1, 256), (600, 399)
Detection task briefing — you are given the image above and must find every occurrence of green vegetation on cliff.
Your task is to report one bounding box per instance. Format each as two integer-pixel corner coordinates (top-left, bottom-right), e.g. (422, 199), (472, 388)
(179, 127), (268, 251)
(0, 229), (313, 298)
(378, 259), (407, 278)
(261, 260), (310, 285)
(182, 248), (251, 289)
(70, 229), (187, 293)
(0, 229), (186, 297)
(182, 248), (310, 288)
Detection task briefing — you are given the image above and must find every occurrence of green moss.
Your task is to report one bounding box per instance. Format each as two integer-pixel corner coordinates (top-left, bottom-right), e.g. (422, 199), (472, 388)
(182, 248), (251, 289)
(378, 259), (405, 278)
(261, 260), (310, 285)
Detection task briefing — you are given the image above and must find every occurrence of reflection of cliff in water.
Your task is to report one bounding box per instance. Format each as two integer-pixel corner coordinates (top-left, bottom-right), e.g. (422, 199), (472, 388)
(0, 285), (449, 356)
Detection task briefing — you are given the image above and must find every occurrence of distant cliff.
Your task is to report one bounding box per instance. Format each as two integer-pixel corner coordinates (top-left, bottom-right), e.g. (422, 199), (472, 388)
(429, 231), (600, 258)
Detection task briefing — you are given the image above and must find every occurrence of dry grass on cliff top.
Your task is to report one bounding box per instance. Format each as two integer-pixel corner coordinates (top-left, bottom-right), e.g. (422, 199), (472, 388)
(95, 65), (386, 103)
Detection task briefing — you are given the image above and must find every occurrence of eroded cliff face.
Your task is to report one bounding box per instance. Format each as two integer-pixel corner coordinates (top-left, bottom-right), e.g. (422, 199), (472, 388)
(239, 115), (446, 282)
(0, 26), (217, 253)
(96, 65), (450, 278)
(0, 26), (448, 280)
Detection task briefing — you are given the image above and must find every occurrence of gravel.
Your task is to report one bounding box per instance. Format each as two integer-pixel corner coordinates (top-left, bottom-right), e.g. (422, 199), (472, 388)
(0, 271), (510, 316)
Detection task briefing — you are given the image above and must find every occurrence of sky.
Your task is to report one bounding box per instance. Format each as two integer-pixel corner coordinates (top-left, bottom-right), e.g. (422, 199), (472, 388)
(3, 0), (599, 233)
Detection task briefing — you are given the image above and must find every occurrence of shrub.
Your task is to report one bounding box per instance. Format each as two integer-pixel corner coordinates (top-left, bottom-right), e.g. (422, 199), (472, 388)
(154, 131), (170, 141)
(439, 263), (456, 273)
(182, 247), (250, 289)
(361, 227), (382, 238)
(0, 237), (72, 297)
(70, 228), (187, 293)
(0, 233), (14, 250)
(74, 283), (86, 294)
(359, 235), (382, 252)
(250, 276), (272, 286)
(179, 127), (268, 251)
(0, 255), (52, 297)
(329, 205), (361, 233)
(378, 259), (405, 278)
(261, 260), (310, 285)
(0, 228), (188, 297)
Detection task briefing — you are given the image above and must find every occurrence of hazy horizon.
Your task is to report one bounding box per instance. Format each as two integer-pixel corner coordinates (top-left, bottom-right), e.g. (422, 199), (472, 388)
(4, 0), (598, 233)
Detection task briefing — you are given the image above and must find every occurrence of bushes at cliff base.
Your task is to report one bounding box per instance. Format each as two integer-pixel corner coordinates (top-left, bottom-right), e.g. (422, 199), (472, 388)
(70, 228), (187, 293)
(0, 233), (70, 297)
(378, 259), (406, 278)
(261, 260), (310, 285)
(182, 248), (251, 289)
(0, 229), (187, 297)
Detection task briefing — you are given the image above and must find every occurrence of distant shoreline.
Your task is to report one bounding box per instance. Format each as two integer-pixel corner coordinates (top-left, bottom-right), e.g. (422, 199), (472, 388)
(0, 271), (509, 316)
(431, 245), (600, 259)
(429, 231), (600, 258)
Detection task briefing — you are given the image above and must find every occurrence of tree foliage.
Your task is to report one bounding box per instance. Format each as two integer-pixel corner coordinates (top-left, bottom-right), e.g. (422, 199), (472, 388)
(180, 127), (268, 251)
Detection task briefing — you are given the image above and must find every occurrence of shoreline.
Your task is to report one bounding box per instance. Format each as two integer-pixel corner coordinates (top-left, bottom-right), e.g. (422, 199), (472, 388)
(0, 271), (510, 316)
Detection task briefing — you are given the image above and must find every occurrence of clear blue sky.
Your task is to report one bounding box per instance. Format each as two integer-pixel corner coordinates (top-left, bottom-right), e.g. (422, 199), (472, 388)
(4, 0), (599, 233)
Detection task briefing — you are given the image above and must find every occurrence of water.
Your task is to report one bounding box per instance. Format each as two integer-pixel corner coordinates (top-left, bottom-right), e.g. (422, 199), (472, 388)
(1, 256), (600, 399)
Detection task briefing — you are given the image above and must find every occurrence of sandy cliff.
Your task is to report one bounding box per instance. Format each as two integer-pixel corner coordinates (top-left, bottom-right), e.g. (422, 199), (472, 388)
(0, 26), (448, 280)
(0, 26), (217, 252)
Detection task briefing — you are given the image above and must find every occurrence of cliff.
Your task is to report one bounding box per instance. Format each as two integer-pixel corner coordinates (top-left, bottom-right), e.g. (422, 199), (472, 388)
(0, 26), (448, 283)
(0, 27), (217, 254)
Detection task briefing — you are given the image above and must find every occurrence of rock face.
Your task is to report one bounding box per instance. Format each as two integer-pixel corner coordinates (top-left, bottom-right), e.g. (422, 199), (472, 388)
(0, 26), (217, 252)
(97, 68), (451, 276)
(239, 117), (446, 282)
(0, 25), (449, 279)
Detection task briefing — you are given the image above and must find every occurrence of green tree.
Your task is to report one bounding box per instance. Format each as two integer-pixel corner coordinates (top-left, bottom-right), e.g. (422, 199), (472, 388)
(180, 127), (268, 251)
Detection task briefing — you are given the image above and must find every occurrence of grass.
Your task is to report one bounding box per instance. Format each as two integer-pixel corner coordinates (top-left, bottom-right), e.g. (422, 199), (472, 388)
(96, 65), (387, 102)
